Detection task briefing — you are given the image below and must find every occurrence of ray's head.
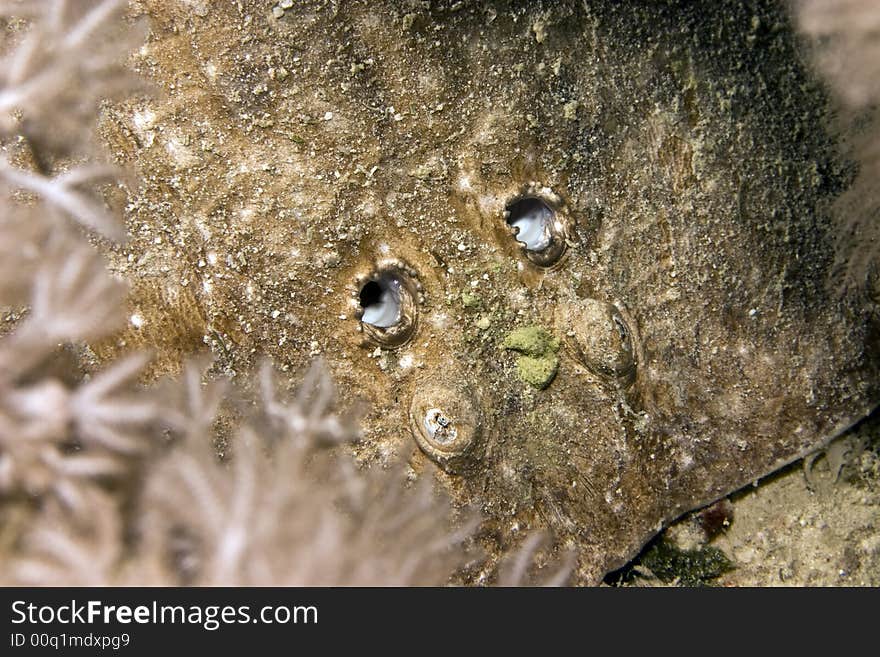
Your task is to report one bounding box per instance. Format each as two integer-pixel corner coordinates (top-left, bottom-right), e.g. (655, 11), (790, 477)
(116, 0), (876, 579)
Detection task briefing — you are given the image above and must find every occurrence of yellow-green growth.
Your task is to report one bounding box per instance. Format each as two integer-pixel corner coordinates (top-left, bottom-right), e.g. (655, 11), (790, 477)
(515, 355), (558, 390)
(502, 326), (559, 357)
(460, 291), (482, 309)
(503, 326), (560, 389)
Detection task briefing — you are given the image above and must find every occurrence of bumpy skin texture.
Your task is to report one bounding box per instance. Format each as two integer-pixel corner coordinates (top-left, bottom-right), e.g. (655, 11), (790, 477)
(103, 0), (880, 583)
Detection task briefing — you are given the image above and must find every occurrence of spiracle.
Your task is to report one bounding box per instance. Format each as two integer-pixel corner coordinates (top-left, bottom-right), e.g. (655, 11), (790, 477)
(555, 298), (638, 385)
(408, 376), (484, 472)
(354, 261), (420, 348)
(504, 193), (569, 267)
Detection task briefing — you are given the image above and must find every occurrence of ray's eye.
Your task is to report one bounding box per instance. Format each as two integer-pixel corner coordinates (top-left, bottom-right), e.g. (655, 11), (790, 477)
(507, 197), (553, 250)
(356, 265), (419, 347)
(505, 196), (568, 267)
(359, 277), (400, 328)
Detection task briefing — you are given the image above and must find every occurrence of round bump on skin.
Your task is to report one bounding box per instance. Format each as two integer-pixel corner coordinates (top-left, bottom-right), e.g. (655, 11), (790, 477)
(354, 262), (420, 348)
(555, 299), (637, 384)
(409, 378), (484, 472)
(504, 195), (569, 267)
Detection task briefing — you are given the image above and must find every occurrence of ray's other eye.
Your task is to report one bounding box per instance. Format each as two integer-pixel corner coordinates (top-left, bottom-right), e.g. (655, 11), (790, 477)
(356, 265), (419, 348)
(505, 196), (567, 267)
(507, 197), (553, 250)
(359, 277), (401, 328)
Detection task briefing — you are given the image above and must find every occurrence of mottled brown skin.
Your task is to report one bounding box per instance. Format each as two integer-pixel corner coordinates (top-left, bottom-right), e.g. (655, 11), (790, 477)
(100, 0), (880, 583)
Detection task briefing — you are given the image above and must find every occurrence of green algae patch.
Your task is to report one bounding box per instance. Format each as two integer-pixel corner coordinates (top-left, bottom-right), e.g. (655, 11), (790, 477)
(460, 291), (482, 309)
(516, 355), (559, 390)
(503, 326), (560, 389)
(502, 326), (559, 357)
(605, 539), (734, 587)
(640, 541), (733, 587)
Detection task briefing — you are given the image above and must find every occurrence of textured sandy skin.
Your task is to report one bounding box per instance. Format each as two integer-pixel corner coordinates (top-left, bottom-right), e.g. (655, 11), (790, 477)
(98, 0), (880, 583)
